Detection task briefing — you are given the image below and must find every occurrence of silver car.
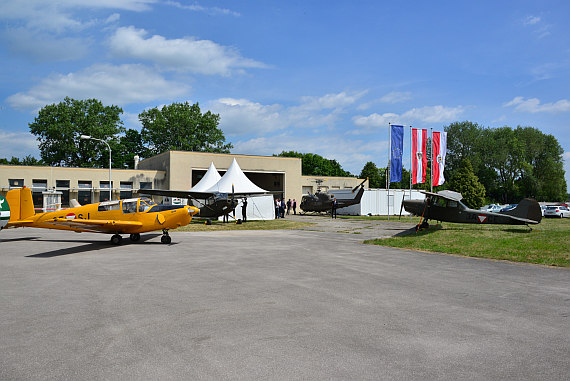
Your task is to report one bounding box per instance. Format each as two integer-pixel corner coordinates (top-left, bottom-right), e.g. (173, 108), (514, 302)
(544, 205), (570, 218)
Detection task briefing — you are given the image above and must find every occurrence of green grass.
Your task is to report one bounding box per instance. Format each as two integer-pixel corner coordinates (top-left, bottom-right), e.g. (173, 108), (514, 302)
(365, 217), (570, 267)
(177, 218), (313, 232)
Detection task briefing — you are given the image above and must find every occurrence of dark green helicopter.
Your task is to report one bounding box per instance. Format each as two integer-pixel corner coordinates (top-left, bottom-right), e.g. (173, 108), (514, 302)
(401, 190), (542, 230)
(300, 178), (367, 213)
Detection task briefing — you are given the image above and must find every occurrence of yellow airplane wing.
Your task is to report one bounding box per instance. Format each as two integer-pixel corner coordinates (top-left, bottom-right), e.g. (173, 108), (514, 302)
(44, 218), (144, 233)
(5, 219), (36, 228)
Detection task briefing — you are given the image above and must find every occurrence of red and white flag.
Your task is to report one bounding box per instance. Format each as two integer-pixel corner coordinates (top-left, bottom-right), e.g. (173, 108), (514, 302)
(432, 131), (447, 187)
(411, 128), (427, 184)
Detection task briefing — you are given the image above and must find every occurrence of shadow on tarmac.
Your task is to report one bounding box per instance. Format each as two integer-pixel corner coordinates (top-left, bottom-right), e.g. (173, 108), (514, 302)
(26, 233), (167, 258)
(0, 236), (41, 243)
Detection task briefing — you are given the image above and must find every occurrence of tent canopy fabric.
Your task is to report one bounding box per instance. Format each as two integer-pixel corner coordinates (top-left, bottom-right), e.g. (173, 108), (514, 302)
(190, 162), (222, 192)
(205, 158), (267, 194)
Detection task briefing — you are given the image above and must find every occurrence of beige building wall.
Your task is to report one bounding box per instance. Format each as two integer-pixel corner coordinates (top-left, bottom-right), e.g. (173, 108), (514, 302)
(0, 165), (166, 205)
(138, 151), (304, 202)
(1, 151), (366, 208)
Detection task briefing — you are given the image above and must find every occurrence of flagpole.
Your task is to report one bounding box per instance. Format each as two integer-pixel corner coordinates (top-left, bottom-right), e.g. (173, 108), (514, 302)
(430, 128), (434, 193)
(388, 123), (391, 221)
(410, 125), (414, 219)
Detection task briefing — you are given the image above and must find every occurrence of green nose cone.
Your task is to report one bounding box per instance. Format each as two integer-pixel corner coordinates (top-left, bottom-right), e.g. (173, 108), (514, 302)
(0, 195), (10, 229)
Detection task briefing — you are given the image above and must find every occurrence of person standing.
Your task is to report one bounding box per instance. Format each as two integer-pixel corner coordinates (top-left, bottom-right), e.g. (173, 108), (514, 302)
(241, 197), (248, 222)
(286, 199), (292, 215)
(331, 198), (338, 219)
(280, 199), (286, 218)
(292, 199), (297, 214)
(275, 198), (280, 219)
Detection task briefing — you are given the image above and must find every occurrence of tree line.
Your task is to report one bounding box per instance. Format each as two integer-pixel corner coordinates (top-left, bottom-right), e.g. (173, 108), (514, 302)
(14, 97), (232, 169)
(359, 121), (567, 206)
(4, 98), (566, 204)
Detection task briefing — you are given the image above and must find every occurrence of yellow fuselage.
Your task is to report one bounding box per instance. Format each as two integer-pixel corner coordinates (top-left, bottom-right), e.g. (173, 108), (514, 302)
(20, 200), (198, 234)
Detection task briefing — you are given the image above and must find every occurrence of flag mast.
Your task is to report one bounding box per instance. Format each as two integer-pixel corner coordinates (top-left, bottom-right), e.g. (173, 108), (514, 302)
(430, 128), (434, 193)
(409, 125), (412, 199)
(388, 123), (391, 221)
(406, 125), (414, 219)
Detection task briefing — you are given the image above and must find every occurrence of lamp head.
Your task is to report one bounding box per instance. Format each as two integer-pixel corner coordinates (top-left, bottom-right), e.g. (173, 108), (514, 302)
(80, 135), (91, 140)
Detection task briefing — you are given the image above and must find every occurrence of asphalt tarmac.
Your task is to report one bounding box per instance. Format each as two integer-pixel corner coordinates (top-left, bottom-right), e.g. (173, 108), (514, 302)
(0, 223), (568, 380)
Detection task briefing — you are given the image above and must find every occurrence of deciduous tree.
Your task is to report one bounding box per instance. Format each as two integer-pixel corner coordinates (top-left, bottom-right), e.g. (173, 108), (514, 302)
(275, 151), (353, 177)
(29, 97), (124, 167)
(140, 102), (232, 156)
(449, 159), (486, 209)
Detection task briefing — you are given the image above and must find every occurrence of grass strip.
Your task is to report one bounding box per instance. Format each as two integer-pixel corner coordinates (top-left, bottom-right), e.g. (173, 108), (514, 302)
(365, 218), (570, 267)
(177, 218), (313, 232)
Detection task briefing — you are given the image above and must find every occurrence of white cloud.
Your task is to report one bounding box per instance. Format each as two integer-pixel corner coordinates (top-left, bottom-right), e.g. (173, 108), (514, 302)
(0, 131), (40, 158)
(209, 98), (286, 136)
(353, 113), (400, 128)
(165, 1), (240, 17)
(1, 27), (90, 62)
(6, 64), (189, 111)
(232, 134), (388, 175)
(402, 105), (464, 123)
(504, 97), (570, 113)
(380, 91), (412, 104)
(522, 15), (551, 39)
(210, 91), (366, 136)
(297, 91), (365, 111)
(109, 26), (267, 75)
(524, 16), (541, 26)
(357, 92), (412, 110)
(353, 105), (464, 130)
(0, 0), (155, 32)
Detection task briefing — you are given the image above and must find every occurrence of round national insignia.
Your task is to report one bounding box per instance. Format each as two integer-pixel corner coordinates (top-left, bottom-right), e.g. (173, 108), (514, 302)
(65, 213), (76, 220)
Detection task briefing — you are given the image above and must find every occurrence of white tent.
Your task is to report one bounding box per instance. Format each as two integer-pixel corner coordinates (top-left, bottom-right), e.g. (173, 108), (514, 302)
(205, 158), (266, 194)
(206, 158), (274, 221)
(191, 162), (222, 192)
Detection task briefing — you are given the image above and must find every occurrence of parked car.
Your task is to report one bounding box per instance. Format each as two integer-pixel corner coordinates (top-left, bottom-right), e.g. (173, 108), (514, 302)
(544, 205), (570, 218)
(480, 204), (502, 213)
(541, 205), (547, 216)
(500, 204), (517, 212)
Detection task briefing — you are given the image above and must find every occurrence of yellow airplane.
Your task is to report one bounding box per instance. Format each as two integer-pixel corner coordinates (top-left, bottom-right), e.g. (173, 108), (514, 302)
(1, 187), (199, 244)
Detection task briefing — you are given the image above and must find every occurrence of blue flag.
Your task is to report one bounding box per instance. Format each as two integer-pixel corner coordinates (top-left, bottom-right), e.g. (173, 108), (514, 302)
(390, 124), (404, 183)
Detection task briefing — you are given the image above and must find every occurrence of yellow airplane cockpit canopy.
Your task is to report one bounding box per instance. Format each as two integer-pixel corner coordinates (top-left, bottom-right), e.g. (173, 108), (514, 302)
(97, 198), (157, 213)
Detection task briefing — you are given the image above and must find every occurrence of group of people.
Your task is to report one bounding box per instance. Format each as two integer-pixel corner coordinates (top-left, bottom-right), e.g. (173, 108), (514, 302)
(275, 198), (297, 218)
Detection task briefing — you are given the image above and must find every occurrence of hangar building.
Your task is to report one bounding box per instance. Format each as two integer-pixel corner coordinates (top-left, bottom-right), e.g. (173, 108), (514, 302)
(0, 151), (366, 211)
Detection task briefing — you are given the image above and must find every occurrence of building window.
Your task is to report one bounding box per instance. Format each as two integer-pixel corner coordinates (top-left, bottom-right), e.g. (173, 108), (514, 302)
(78, 181), (92, 205)
(32, 179), (47, 208)
(120, 182), (133, 200)
(56, 180), (70, 207)
(140, 181), (152, 190)
(9, 179), (24, 189)
(99, 181), (113, 202)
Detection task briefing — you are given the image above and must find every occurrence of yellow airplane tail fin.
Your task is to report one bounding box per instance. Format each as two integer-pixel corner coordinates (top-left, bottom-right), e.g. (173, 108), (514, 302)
(6, 187), (35, 222)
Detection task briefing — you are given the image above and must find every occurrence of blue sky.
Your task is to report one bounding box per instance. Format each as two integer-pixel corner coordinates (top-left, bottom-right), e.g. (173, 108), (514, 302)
(1, 1), (569, 188)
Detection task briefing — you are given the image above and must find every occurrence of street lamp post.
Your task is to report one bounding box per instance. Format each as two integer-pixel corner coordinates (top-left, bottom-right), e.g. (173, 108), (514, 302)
(80, 135), (112, 201)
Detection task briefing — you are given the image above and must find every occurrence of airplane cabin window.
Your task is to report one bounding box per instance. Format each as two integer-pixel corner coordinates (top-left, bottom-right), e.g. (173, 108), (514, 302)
(139, 199), (155, 212)
(122, 201), (137, 213)
(448, 201), (458, 208)
(436, 198), (447, 207)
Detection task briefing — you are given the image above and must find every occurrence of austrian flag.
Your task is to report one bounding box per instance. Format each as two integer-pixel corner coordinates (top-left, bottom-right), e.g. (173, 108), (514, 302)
(411, 128), (427, 184)
(432, 131), (447, 187)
